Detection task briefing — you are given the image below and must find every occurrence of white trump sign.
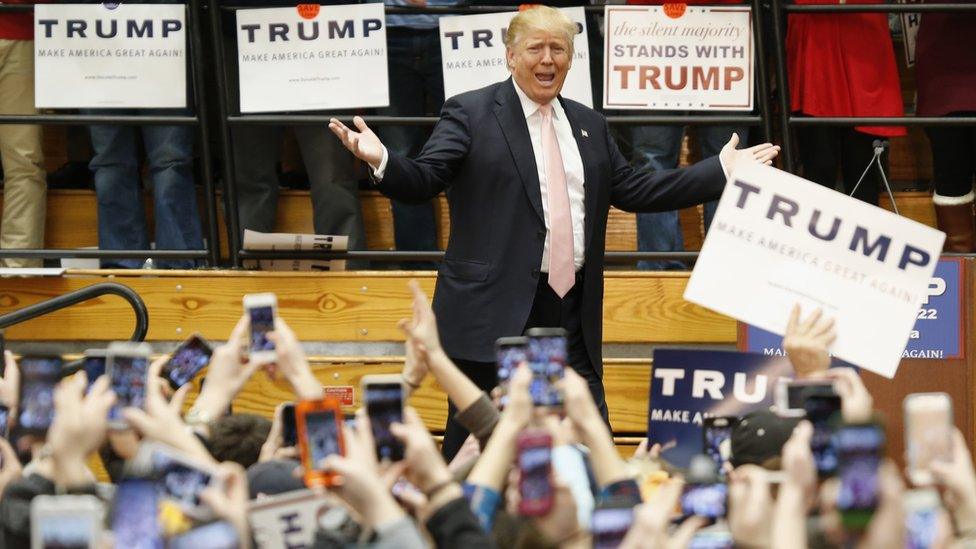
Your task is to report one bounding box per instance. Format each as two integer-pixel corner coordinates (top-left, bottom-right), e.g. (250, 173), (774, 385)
(439, 7), (593, 107)
(604, 5), (753, 111)
(34, 4), (187, 108)
(236, 4), (388, 113)
(249, 489), (331, 549)
(685, 163), (945, 378)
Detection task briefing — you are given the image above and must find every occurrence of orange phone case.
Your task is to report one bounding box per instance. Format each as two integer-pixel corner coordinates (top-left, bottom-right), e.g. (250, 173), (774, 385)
(296, 397), (345, 487)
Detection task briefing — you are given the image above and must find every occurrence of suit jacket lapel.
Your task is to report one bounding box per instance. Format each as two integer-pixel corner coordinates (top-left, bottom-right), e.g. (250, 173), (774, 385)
(493, 80), (545, 224)
(559, 96), (598, 253)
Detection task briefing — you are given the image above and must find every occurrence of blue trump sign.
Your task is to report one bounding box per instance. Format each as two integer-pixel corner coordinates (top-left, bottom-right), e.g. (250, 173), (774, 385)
(648, 349), (794, 469)
(741, 258), (965, 361)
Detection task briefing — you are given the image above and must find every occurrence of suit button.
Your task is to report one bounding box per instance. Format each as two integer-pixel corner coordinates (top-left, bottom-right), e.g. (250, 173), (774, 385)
(531, 269), (540, 279)
(537, 230), (545, 240)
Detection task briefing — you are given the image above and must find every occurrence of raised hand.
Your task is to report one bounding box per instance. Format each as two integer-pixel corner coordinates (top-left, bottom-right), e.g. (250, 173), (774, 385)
(719, 132), (781, 175)
(328, 116), (386, 168)
(783, 304), (836, 378)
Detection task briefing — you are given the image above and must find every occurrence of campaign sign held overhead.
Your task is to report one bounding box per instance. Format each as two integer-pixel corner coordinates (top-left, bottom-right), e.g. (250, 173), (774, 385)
(603, 5), (753, 111)
(648, 349), (793, 469)
(439, 7), (593, 107)
(34, 4), (187, 108)
(236, 4), (388, 113)
(685, 162), (945, 378)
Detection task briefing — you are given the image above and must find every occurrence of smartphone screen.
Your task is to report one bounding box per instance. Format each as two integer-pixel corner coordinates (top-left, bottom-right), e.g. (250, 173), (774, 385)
(112, 479), (162, 549)
(835, 424), (884, 527)
(365, 382), (404, 461)
(591, 505), (634, 549)
(17, 356), (62, 433)
(496, 341), (527, 408)
(905, 490), (941, 549)
(690, 530), (734, 549)
(83, 355), (106, 390)
(249, 305), (275, 353)
(519, 443), (552, 508)
(906, 394), (952, 484)
(0, 405), (8, 439)
(165, 336), (213, 388)
(151, 450), (214, 509)
(702, 418), (735, 473)
(109, 354), (149, 422)
(786, 380), (835, 410)
(36, 512), (98, 548)
(282, 403), (297, 447)
(526, 335), (566, 407)
(168, 520), (239, 549)
(681, 483), (728, 520)
(805, 395), (841, 477)
(304, 409), (341, 468)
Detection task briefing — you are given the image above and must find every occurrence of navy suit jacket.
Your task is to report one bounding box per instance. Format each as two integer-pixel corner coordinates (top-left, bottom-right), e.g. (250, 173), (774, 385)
(380, 79), (725, 375)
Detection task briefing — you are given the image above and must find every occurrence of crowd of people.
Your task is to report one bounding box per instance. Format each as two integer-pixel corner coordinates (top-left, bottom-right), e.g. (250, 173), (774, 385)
(0, 281), (970, 548)
(0, 1), (971, 269)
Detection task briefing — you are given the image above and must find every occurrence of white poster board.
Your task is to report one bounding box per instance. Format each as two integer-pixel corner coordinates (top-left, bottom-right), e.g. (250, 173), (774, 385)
(249, 489), (332, 549)
(603, 5), (753, 111)
(236, 4), (388, 113)
(439, 7), (593, 107)
(899, 0), (921, 67)
(685, 163), (945, 378)
(34, 4), (187, 108)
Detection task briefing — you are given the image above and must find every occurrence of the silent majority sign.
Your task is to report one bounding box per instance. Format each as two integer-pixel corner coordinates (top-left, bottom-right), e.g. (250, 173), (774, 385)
(603, 4), (753, 111)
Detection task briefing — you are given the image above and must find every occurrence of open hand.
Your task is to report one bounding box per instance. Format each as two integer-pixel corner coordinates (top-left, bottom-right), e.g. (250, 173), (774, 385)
(719, 133), (780, 176)
(329, 116), (385, 168)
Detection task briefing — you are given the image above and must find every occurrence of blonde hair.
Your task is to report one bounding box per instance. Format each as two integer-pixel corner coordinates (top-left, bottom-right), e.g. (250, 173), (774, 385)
(503, 5), (577, 55)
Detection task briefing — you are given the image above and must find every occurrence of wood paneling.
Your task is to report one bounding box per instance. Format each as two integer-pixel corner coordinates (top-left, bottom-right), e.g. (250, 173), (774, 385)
(0, 271), (736, 343)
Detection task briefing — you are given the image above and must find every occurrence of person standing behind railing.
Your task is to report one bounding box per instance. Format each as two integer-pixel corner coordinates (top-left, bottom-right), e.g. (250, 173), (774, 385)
(625, 0), (747, 271)
(0, 0), (49, 268)
(787, 0), (906, 206)
(915, 1), (976, 252)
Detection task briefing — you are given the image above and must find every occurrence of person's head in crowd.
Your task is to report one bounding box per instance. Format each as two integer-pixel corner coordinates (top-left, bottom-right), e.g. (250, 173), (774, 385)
(504, 5), (577, 105)
(246, 458), (304, 499)
(730, 409), (800, 468)
(206, 413), (271, 469)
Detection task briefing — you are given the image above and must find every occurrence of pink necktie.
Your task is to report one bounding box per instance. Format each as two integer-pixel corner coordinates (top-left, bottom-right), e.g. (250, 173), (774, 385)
(539, 104), (575, 298)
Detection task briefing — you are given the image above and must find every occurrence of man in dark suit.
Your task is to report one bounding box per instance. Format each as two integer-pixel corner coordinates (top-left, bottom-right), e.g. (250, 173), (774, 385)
(331, 6), (779, 458)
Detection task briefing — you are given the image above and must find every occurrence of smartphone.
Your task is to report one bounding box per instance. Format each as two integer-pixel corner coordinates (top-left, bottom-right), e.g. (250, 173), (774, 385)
(132, 442), (222, 520)
(281, 402), (297, 447)
(297, 398), (345, 487)
(496, 336), (528, 408)
(689, 529), (734, 549)
(591, 497), (635, 549)
(163, 334), (213, 389)
(0, 405), (7, 440)
(168, 520), (239, 549)
(701, 416), (736, 474)
(362, 374), (405, 462)
(16, 352), (63, 435)
(243, 293), (277, 365)
(681, 482), (728, 521)
(525, 327), (567, 408)
(834, 423), (885, 531)
(517, 429), (554, 516)
(0, 329), (6, 376)
(82, 348), (107, 390)
(106, 342), (151, 429)
(804, 395), (842, 478)
(111, 478), (162, 548)
(904, 393), (953, 486)
(904, 489), (942, 549)
(31, 495), (104, 549)
(774, 378), (836, 417)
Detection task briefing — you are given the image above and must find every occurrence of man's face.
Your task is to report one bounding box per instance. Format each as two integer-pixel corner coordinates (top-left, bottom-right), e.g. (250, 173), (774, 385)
(506, 30), (572, 105)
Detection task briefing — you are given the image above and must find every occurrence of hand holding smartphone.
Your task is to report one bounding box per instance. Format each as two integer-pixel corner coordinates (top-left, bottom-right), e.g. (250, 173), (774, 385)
(243, 293), (277, 365)
(834, 423), (885, 531)
(525, 328), (567, 408)
(162, 334), (213, 389)
(297, 397), (345, 487)
(495, 336), (528, 409)
(774, 378), (836, 418)
(16, 349), (63, 436)
(362, 375), (405, 462)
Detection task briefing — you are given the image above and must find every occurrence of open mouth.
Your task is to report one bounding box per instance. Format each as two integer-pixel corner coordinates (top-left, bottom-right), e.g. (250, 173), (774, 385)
(535, 72), (556, 85)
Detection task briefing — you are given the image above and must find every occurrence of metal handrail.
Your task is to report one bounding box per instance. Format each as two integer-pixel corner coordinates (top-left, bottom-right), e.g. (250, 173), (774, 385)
(0, 282), (149, 342)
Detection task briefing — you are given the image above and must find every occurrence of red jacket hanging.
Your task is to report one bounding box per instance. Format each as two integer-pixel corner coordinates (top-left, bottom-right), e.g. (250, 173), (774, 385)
(787, 0), (906, 137)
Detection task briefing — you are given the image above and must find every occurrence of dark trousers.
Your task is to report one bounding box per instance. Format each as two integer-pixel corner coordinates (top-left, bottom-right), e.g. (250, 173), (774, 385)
(926, 112), (976, 197)
(796, 125), (888, 206)
(441, 273), (609, 460)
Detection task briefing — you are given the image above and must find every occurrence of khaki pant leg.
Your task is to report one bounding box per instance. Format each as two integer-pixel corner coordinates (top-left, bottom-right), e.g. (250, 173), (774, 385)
(0, 39), (45, 268)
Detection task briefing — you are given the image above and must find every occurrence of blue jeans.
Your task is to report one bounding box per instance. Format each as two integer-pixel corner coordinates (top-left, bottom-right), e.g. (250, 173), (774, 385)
(630, 123), (748, 270)
(87, 110), (203, 269)
(376, 28), (442, 269)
